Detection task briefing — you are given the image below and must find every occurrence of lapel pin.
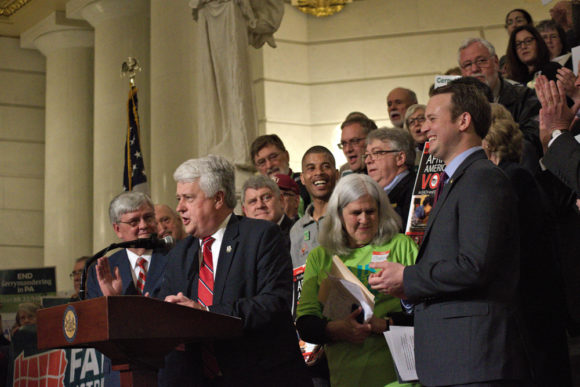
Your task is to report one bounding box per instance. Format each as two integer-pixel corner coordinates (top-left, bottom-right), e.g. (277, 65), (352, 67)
(226, 245), (232, 253)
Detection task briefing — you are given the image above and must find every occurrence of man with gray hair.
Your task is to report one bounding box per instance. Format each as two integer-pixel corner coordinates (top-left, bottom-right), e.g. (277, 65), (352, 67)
(365, 128), (416, 226)
(241, 174), (294, 250)
(458, 37), (542, 167)
(386, 87), (418, 128)
(156, 155), (309, 385)
(87, 191), (170, 387)
(87, 191), (169, 298)
(155, 203), (186, 241)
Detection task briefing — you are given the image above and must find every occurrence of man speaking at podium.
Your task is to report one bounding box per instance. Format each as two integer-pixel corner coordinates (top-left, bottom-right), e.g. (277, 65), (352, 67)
(97, 155), (309, 386)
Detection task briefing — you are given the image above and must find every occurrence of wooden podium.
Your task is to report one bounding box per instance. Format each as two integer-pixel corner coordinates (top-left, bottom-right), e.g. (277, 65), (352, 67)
(36, 296), (243, 386)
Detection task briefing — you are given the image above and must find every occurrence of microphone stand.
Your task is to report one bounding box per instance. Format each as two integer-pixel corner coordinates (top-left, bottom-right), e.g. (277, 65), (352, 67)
(78, 244), (115, 301)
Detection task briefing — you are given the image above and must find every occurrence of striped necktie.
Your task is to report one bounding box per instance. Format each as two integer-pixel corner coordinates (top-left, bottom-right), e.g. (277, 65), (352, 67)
(135, 257), (147, 294)
(198, 236), (215, 308)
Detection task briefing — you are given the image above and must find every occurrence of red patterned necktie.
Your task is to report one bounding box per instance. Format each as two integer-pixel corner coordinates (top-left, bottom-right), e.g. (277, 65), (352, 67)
(434, 171), (449, 205)
(197, 236), (220, 378)
(198, 236), (215, 308)
(136, 257), (147, 294)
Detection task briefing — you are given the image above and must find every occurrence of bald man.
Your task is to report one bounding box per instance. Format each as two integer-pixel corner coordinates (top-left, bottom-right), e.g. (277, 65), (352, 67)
(155, 204), (186, 241)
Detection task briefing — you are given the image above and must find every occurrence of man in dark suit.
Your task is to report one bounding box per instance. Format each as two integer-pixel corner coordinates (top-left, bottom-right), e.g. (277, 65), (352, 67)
(368, 83), (527, 386)
(364, 127), (416, 227)
(241, 174), (294, 251)
(87, 191), (168, 298)
(158, 155), (309, 386)
(87, 191), (169, 387)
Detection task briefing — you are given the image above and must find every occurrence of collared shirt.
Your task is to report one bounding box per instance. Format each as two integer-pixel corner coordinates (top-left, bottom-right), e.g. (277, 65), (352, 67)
(126, 249), (153, 287)
(289, 204), (325, 268)
(199, 213), (231, 279)
(277, 213), (286, 226)
(384, 169), (410, 194)
(444, 146), (482, 180)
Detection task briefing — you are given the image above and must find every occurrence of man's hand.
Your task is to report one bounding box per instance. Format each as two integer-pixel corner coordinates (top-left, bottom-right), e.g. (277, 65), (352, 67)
(368, 261), (406, 299)
(164, 292), (207, 311)
(535, 75), (580, 153)
(325, 307), (372, 344)
(95, 256), (123, 296)
(556, 67), (580, 104)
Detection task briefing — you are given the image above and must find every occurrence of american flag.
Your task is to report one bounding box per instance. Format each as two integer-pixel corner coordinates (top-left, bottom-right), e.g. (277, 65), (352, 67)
(123, 86), (148, 192)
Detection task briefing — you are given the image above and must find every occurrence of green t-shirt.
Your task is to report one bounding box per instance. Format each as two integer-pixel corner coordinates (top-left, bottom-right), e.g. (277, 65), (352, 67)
(297, 234), (419, 387)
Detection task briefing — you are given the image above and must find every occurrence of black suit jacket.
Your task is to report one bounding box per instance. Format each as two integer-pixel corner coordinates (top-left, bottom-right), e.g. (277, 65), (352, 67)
(388, 170), (416, 228)
(543, 131), (580, 195)
(157, 215), (310, 386)
(403, 150), (527, 385)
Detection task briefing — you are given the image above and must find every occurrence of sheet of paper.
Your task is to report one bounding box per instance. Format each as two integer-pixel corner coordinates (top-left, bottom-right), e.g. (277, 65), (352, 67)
(339, 278), (374, 322)
(572, 45), (580, 75)
(384, 326), (418, 382)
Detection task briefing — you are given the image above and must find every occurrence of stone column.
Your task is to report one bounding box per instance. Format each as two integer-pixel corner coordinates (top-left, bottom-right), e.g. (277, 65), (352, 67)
(21, 11), (94, 294)
(67, 0), (150, 249)
(150, 0), (197, 207)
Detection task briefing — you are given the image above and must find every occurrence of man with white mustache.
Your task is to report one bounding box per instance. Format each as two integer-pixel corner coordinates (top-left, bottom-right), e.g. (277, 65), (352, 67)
(386, 87), (418, 128)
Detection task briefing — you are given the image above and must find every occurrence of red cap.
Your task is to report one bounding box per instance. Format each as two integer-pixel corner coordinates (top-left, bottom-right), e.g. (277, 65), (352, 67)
(272, 173), (299, 195)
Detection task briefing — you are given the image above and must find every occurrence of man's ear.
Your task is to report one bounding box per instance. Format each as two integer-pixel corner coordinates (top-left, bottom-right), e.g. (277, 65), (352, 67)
(112, 223), (123, 239)
(396, 151), (406, 167)
(457, 112), (472, 132)
(300, 173), (305, 186)
(214, 191), (225, 209)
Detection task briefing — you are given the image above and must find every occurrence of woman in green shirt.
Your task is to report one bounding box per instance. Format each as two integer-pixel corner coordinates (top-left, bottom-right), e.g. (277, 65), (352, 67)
(296, 174), (418, 387)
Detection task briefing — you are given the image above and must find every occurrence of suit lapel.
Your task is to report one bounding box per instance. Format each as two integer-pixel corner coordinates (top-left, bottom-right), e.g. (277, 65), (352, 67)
(117, 250), (136, 295)
(213, 215), (239, 303)
(143, 250), (167, 294)
(417, 150), (487, 260)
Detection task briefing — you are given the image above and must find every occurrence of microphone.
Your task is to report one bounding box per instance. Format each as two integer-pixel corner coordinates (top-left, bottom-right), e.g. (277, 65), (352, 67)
(113, 235), (175, 250)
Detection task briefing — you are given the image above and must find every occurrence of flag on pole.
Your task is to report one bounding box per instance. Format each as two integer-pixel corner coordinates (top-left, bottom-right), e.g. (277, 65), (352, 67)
(123, 86), (148, 193)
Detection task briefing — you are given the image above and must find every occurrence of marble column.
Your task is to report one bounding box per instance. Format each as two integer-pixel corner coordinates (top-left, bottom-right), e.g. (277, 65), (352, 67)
(67, 0), (150, 249)
(150, 0), (197, 207)
(21, 11), (94, 294)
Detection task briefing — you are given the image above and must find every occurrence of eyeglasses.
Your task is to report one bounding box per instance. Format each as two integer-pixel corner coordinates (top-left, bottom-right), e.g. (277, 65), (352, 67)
(407, 115), (425, 126)
(515, 37), (535, 50)
(255, 152), (280, 167)
(69, 270), (83, 279)
(363, 150), (400, 161)
(541, 33), (559, 42)
(460, 56), (493, 70)
(118, 213), (156, 227)
(338, 137), (365, 149)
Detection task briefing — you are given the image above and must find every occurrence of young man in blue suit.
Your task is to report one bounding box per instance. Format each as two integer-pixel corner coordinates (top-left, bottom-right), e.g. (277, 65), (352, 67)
(369, 83), (528, 386)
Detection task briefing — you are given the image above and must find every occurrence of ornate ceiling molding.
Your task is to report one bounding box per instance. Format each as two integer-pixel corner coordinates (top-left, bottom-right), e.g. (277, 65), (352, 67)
(0, 0), (32, 17)
(291, 0), (353, 18)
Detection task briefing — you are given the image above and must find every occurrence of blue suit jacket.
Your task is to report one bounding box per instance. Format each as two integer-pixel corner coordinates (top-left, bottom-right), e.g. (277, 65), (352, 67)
(403, 150), (528, 385)
(157, 214), (310, 386)
(86, 248), (169, 298)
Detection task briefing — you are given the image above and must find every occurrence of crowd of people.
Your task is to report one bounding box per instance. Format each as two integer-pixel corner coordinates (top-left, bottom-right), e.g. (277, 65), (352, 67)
(4, 2), (580, 387)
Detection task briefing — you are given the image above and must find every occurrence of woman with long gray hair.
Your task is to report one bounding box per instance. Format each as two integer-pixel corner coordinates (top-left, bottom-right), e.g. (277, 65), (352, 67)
(296, 173), (418, 386)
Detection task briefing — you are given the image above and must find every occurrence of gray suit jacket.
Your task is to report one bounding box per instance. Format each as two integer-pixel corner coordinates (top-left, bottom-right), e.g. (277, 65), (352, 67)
(403, 150), (528, 385)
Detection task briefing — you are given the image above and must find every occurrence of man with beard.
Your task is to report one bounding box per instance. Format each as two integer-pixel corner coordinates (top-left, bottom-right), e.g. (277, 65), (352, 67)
(387, 87), (418, 128)
(251, 134), (310, 214)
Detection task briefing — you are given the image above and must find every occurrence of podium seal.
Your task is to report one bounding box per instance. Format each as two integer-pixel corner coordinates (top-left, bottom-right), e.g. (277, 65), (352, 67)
(63, 305), (78, 343)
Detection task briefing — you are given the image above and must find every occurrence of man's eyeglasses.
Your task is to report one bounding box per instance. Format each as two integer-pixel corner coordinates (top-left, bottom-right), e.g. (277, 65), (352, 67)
(118, 214), (156, 227)
(255, 152), (280, 167)
(363, 150), (400, 161)
(70, 270), (83, 279)
(541, 33), (559, 42)
(460, 56), (493, 70)
(407, 115), (425, 127)
(338, 137), (365, 149)
(515, 37), (535, 50)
